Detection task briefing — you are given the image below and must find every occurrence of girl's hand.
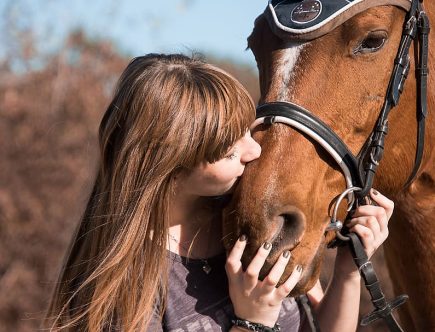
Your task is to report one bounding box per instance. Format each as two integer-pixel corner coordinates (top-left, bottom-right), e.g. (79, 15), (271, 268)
(346, 188), (394, 259)
(335, 189), (394, 277)
(225, 236), (303, 328)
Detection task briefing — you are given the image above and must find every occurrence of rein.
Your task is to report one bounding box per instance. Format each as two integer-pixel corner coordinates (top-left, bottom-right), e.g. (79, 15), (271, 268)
(253, 0), (430, 330)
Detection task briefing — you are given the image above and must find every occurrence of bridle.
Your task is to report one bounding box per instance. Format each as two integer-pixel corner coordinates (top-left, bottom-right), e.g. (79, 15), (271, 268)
(252, 0), (429, 233)
(250, 0), (430, 330)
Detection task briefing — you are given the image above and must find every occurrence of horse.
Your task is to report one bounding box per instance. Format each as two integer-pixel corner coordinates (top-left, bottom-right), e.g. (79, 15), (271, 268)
(223, 1), (434, 331)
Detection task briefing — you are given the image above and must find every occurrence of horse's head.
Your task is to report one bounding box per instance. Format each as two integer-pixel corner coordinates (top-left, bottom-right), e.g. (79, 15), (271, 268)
(223, 2), (429, 295)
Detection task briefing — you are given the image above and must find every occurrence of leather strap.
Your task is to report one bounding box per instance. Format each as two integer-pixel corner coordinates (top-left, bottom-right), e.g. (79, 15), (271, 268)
(357, 0), (423, 197)
(405, 8), (430, 186)
(346, 233), (408, 331)
(297, 295), (321, 332)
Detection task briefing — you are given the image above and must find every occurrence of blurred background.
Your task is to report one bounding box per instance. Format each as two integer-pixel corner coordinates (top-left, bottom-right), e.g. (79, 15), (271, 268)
(0, 0), (394, 331)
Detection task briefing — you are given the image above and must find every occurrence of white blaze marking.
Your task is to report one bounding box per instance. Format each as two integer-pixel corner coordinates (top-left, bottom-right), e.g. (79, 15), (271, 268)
(277, 42), (305, 101)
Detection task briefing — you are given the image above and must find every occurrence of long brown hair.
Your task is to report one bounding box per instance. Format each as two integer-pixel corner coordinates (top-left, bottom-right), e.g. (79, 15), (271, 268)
(46, 53), (255, 331)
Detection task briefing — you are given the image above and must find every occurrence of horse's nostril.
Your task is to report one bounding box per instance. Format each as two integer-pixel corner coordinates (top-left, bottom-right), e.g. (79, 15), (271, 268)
(271, 208), (306, 250)
(281, 212), (305, 235)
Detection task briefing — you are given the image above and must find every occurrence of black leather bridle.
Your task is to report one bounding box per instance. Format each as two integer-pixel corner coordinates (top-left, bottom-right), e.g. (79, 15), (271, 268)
(252, 0), (430, 331)
(254, 0), (429, 236)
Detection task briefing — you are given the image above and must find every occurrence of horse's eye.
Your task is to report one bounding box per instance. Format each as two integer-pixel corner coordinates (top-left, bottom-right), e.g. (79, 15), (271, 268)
(354, 31), (387, 54)
(362, 36), (385, 50)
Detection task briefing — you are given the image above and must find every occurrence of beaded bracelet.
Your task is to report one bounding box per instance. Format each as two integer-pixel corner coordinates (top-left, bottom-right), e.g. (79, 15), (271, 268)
(231, 317), (281, 332)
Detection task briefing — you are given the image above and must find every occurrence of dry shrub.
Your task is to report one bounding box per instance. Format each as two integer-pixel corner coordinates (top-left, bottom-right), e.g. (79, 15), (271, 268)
(0, 32), (127, 331)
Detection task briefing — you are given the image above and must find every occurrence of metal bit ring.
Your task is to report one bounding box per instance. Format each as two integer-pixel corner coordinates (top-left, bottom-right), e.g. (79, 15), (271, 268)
(330, 186), (362, 241)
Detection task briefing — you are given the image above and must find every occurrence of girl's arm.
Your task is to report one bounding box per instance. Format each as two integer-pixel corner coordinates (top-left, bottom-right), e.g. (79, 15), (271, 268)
(303, 189), (394, 332)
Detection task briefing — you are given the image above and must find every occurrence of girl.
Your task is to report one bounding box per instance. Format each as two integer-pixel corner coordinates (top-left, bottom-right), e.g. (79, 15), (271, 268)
(46, 53), (393, 332)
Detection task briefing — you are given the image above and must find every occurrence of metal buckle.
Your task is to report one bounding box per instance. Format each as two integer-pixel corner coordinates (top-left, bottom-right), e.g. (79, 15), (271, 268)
(358, 261), (373, 273)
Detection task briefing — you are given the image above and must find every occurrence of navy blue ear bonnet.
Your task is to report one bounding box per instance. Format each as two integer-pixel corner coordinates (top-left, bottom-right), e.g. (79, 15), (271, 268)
(265, 0), (412, 40)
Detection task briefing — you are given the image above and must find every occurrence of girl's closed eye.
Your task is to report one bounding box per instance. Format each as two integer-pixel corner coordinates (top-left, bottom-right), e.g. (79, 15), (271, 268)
(225, 148), (239, 160)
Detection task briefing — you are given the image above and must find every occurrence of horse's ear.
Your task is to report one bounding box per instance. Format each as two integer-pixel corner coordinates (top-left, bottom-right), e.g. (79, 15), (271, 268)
(247, 14), (265, 52)
(247, 13), (282, 100)
(247, 14), (281, 63)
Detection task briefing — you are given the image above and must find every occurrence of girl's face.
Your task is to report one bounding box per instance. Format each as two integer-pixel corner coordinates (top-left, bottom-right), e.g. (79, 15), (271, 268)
(181, 131), (261, 196)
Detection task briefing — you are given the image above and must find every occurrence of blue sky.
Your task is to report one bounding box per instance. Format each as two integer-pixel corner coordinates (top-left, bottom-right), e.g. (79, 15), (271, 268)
(0, 0), (267, 68)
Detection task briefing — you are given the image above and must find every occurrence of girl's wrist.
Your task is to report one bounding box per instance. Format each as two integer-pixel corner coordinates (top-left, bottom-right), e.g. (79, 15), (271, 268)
(334, 246), (361, 280)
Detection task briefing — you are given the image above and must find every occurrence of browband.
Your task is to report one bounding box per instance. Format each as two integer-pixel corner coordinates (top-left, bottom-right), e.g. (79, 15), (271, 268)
(265, 0), (412, 41)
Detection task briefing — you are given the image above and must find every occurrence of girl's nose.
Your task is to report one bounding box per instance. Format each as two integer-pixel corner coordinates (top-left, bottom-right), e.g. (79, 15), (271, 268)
(240, 136), (261, 163)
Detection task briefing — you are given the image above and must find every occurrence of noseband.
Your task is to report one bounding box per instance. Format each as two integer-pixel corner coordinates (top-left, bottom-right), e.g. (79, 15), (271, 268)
(251, 0), (430, 330)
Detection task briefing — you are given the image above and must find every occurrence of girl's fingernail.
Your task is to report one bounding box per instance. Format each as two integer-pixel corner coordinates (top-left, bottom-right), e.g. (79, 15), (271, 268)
(239, 234), (247, 242)
(372, 189), (379, 195)
(283, 250), (290, 258)
(297, 265), (303, 272)
(263, 242), (272, 250)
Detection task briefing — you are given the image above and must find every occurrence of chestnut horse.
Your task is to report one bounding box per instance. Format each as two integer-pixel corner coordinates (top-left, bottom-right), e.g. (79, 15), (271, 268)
(223, 1), (434, 331)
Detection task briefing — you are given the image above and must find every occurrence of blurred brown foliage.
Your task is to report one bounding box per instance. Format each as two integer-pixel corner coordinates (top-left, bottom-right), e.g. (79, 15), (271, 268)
(0, 29), (395, 332)
(0, 31), (125, 332)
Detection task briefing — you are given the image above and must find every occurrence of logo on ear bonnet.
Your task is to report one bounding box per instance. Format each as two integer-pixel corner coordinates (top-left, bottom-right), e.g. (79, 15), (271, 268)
(291, 0), (322, 24)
